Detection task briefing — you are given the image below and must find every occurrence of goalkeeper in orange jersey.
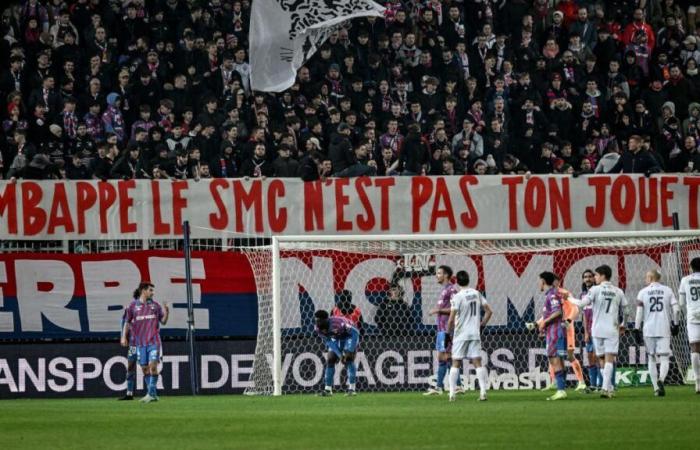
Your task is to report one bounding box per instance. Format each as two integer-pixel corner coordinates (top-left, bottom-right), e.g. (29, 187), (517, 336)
(535, 275), (587, 392)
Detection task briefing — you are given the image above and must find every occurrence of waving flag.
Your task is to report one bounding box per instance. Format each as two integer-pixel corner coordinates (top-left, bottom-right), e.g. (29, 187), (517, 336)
(250, 0), (385, 92)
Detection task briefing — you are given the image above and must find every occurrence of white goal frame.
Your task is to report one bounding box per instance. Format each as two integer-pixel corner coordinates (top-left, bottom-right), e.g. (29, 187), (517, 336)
(269, 230), (700, 396)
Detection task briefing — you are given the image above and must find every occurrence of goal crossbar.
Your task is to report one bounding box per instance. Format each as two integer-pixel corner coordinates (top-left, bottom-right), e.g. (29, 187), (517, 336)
(273, 230), (700, 243)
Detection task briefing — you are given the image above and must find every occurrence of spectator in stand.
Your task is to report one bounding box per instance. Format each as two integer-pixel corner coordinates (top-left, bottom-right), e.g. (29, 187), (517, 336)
(2, 0), (700, 180)
(608, 135), (662, 174)
(375, 284), (414, 336)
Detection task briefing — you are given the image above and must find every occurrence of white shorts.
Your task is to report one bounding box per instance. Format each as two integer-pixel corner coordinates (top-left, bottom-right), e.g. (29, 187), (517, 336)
(452, 340), (482, 360)
(644, 336), (671, 356)
(593, 336), (619, 356)
(688, 323), (700, 344)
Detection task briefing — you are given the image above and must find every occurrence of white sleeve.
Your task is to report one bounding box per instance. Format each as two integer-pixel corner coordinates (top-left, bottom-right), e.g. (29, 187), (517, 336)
(670, 289), (680, 323)
(620, 289), (629, 307)
(679, 279), (687, 306)
(635, 305), (644, 330)
(450, 296), (458, 311)
(670, 290), (679, 307)
(569, 294), (591, 307)
(480, 293), (488, 306)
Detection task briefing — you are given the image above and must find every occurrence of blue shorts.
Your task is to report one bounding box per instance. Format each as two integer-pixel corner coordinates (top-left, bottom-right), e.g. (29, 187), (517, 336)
(546, 328), (567, 358)
(127, 345), (138, 363)
(328, 333), (359, 357)
(436, 331), (451, 353)
(585, 339), (595, 354)
(136, 344), (161, 366)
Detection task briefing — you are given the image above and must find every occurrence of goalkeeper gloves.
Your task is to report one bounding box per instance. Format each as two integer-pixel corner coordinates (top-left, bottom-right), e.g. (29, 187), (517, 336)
(633, 329), (643, 345)
(525, 322), (536, 331)
(671, 323), (680, 337)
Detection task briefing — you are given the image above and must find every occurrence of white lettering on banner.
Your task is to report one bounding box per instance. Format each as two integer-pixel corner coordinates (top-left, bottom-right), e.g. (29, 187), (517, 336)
(355, 352), (376, 385)
(483, 254), (553, 327)
(291, 352), (323, 387)
(76, 357), (102, 391)
(280, 257), (333, 329)
(375, 351), (404, 385)
(19, 358), (45, 392)
(1, 346), (650, 395)
(407, 350), (431, 384)
(231, 354), (254, 388)
(0, 263), (11, 332)
(0, 358), (18, 392)
(1, 176), (699, 239)
(344, 258), (395, 326)
(16, 260), (80, 332)
(201, 355), (229, 389)
(82, 260), (140, 332)
(47, 357), (73, 392)
(165, 355), (188, 390)
(148, 257), (209, 330)
(103, 356), (126, 391)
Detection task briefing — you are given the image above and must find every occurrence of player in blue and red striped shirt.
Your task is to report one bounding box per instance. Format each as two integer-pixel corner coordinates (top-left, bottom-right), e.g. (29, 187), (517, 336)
(538, 272), (568, 401)
(425, 265), (462, 395)
(121, 282), (169, 403)
(118, 295), (139, 401)
(315, 309), (360, 396)
(580, 269), (601, 391)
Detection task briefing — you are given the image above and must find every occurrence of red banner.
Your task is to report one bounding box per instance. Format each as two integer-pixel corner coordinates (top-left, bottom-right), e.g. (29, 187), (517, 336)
(0, 251), (255, 340)
(0, 175), (699, 239)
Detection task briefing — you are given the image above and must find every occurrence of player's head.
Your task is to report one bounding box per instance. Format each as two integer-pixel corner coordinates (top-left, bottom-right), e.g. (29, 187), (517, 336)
(594, 265), (612, 283)
(437, 265), (453, 284)
(691, 257), (700, 273)
(456, 270), (470, 287)
(135, 282), (155, 300)
(539, 272), (556, 290)
(388, 284), (404, 301)
(314, 309), (330, 331)
(581, 269), (594, 288)
(552, 274), (561, 288)
(646, 269), (662, 284)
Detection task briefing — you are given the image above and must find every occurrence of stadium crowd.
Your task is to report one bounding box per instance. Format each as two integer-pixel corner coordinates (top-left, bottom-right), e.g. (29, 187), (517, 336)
(1, 0), (700, 182)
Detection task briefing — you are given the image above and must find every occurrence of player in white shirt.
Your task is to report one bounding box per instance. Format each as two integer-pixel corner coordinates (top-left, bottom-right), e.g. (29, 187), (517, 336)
(447, 270), (493, 402)
(678, 257), (700, 393)
(570, 265), (629, 398)
(634, 269), (680, 397)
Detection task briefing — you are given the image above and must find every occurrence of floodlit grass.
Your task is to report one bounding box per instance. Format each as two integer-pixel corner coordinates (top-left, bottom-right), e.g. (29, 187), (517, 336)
(2, 387), (698, 450)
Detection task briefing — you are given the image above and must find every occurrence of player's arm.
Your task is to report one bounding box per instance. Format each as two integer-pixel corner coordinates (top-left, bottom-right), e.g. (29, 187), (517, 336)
(480, 300), (493, 328)
(568, 294), (591, 307)
(619, 291), (630, 331)
(670, 292), (681, 335)
(160, 302), (170, 325)
(447, 309), (457, 334)
(121, 321), (130, 347)
(634, 294), (644, 330)
(120, 305), (132, 347)
(541, 309), (562, 327)
(582, 309), (591, 341)
(678, 279), (687, 308)
(430, 306), (452, 315)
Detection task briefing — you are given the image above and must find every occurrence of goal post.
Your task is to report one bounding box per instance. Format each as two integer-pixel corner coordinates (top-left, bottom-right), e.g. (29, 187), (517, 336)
(242, 231), (700, 396)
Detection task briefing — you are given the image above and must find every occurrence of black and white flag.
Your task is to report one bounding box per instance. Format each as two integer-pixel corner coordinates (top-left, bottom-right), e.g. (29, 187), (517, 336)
(250, 0), (385, 92)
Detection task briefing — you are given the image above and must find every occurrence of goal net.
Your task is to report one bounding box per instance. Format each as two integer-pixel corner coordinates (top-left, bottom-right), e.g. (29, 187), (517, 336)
(238, 232), (700, 395)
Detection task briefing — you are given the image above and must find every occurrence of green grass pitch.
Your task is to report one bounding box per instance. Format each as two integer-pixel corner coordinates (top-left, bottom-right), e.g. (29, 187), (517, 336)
(3, 387), (698, 450)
